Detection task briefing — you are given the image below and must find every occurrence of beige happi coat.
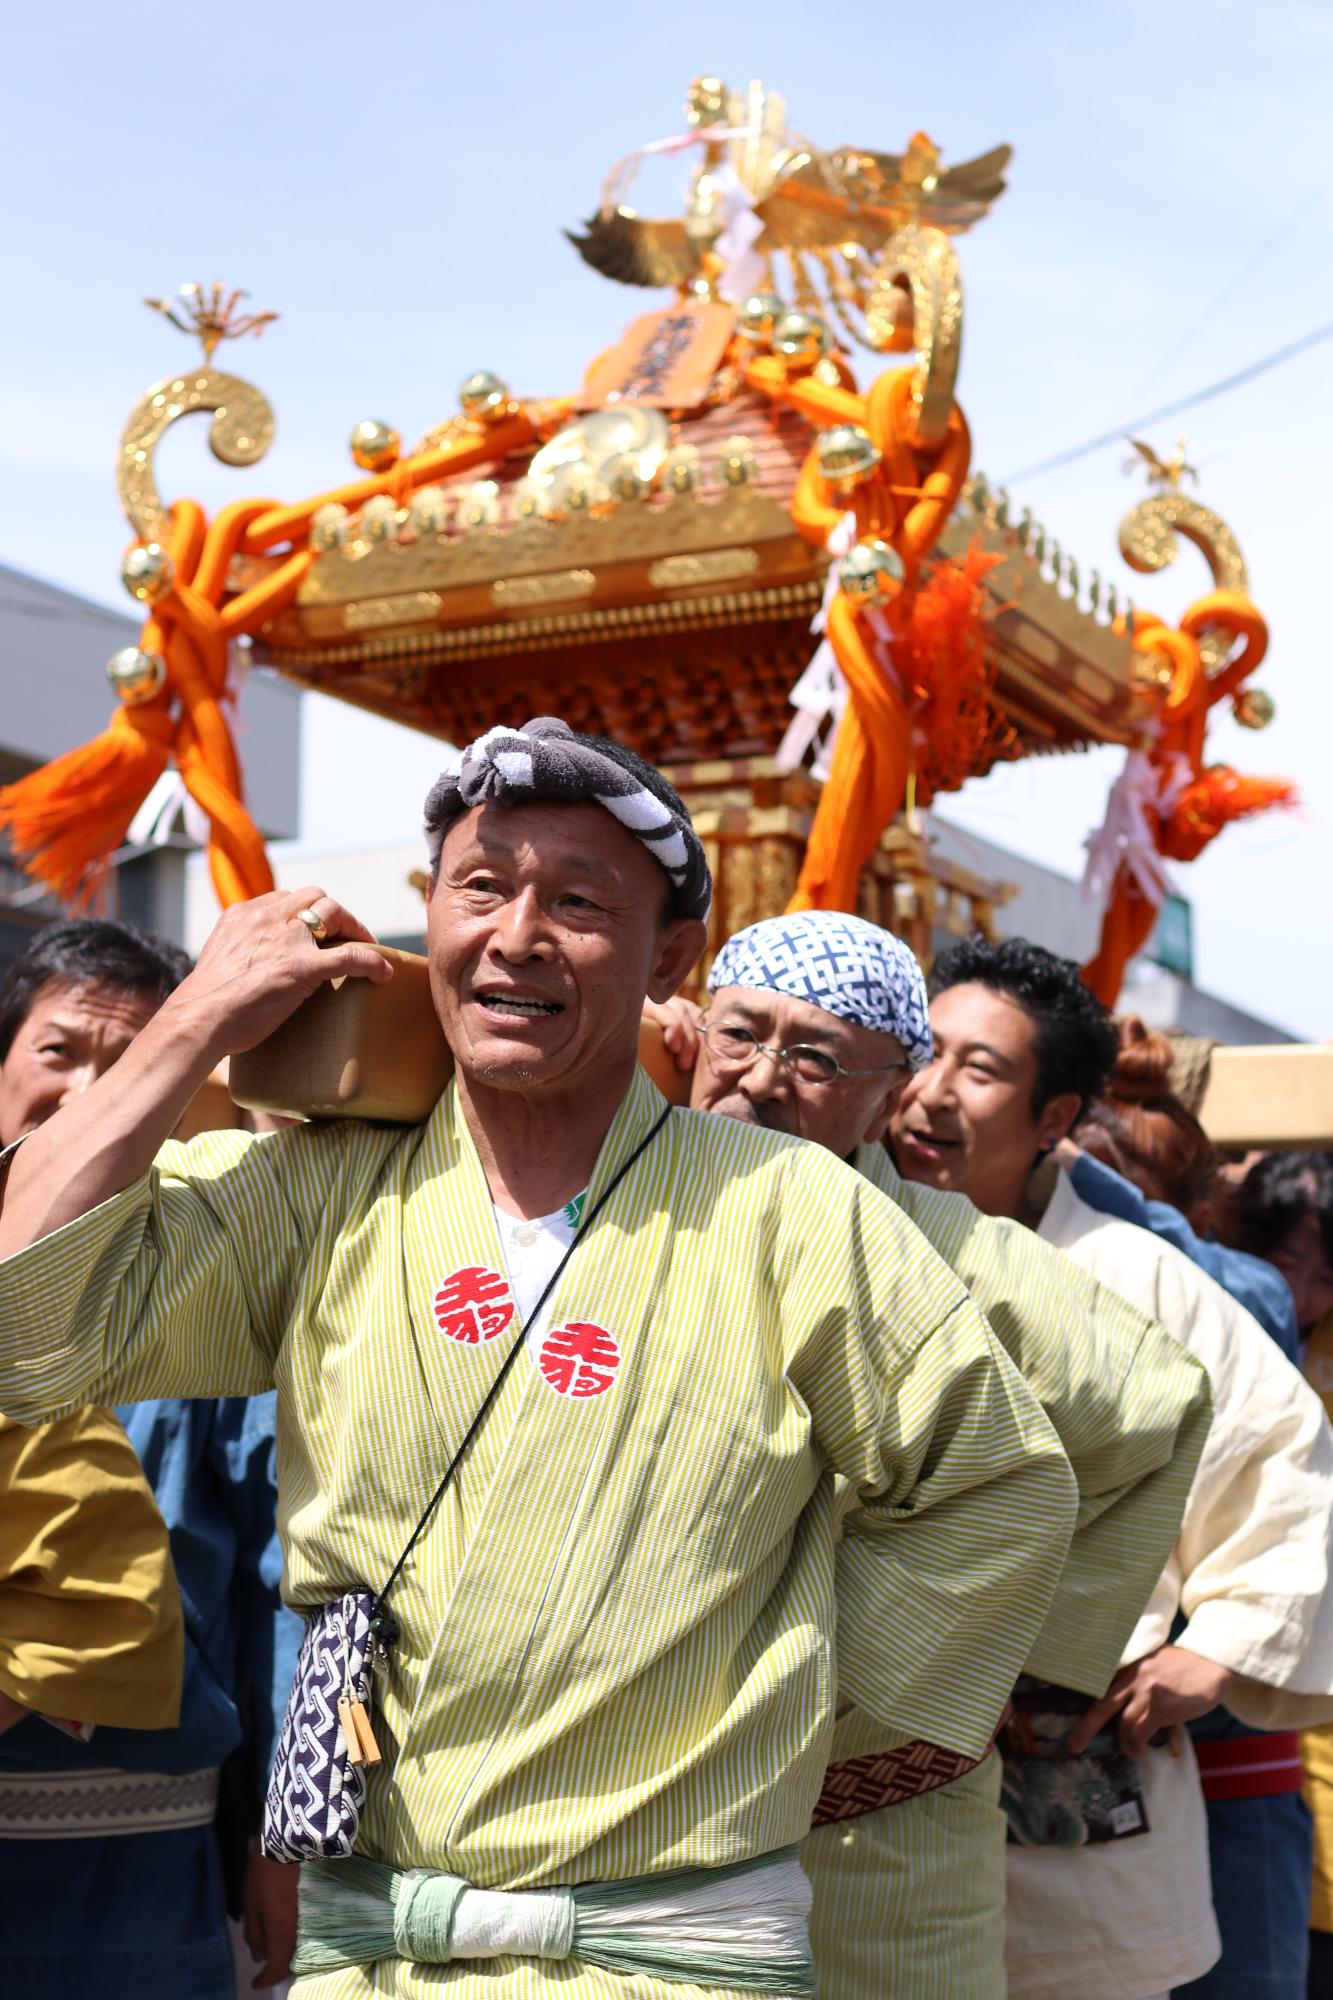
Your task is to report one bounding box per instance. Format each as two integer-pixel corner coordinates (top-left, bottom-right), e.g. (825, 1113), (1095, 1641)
(804, 1147), (1212, 2000)
(1005, 1170), (1333, 2000)
(0, 1070), (1076, 2000)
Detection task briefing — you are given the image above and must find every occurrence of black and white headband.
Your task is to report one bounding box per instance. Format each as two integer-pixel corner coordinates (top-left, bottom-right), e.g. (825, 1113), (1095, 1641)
(423, 717), (712, 921)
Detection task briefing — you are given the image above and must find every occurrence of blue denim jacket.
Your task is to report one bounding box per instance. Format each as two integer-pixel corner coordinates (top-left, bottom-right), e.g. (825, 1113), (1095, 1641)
(1069, 1151), (1300, 1362)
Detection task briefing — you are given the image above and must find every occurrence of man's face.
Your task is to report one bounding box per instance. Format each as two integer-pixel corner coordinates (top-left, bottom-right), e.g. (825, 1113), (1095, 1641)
(1267, 1210), (1333, 1338)
(890, 981), (1080, 1220)
(427, 800), (704, 1096)
(689, 984), (907, 1158)
(0, 979), (159, 1149)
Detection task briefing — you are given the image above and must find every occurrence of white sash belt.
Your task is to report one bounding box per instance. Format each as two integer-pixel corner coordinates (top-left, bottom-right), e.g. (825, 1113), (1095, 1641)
(0, 1764), (220, 1839)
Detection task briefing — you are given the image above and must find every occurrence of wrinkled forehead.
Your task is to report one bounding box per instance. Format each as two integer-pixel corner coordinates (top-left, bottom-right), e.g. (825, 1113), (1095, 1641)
(17, 977), (160, 1042)
(708, 982), (852, 1042)
(437, 799), (672, 900)
(443, 798), (634, 861)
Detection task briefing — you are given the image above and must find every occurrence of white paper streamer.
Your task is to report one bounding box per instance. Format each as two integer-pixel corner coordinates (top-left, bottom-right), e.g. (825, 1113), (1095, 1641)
(1081, 747), (1192, 907)
(776, 514), (857, 777)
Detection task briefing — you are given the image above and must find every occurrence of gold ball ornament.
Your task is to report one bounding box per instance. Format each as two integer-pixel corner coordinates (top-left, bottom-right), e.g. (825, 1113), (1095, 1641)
(349, 420), (401, 472)
(1234, 687), (1276, 730)
(838, 539), (905, 601)
(460, 480), (500, 529)
(772, 310), (832, 369)
(663, 447), (699, 494)
(459, 371), (513, 422)
(603, 454), (647, 501)
(719, 436), (757, 487)
(514, 476), (548, 519)
(360, 494), (400, 543)
(120, 541), (174, 604)
(310, 502), (350, 552)
(686, 75), (728, 126)
(817, 425), (881, 490)
(737, 292), (785, 344)
(106, 646), (167, 705)
(408, 485), (449, 536)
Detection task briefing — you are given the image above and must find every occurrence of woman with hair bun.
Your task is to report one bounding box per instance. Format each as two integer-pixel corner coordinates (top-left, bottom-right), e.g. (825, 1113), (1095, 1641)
(1064, 1016), (1300, 1358)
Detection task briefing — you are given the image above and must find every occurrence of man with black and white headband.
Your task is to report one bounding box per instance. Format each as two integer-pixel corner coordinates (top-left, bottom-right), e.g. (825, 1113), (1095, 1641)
(0, 716), (1077, 2000)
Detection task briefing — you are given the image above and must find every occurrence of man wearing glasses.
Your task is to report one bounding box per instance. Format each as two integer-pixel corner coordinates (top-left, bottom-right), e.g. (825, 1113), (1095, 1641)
(654, 909), (1210, 2000)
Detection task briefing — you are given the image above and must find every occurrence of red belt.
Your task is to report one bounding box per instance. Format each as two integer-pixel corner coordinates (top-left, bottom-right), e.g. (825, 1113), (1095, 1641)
(1194, 1732), (1305, 1803)
(811, 1740), (988, 1826)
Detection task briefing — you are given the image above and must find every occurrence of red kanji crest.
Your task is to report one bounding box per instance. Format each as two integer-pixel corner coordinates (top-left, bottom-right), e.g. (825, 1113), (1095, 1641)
(538, 1320), (621, 1399)
(433, 1266), (514, 1344)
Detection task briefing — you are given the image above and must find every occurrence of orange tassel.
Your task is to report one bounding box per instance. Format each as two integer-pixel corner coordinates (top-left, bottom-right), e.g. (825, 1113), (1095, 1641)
(0, 706), (172, 904)
(1162, 767), (1298, 862)
(891, 542), (1013, 800)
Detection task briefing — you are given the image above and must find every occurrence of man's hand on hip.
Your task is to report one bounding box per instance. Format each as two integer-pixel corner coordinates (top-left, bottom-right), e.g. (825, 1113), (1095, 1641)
(1066, 1643), (1237, 1758)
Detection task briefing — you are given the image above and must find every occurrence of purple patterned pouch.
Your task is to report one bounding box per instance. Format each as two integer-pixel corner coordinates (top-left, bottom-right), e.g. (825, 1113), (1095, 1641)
(262, 1590), (375, 1861)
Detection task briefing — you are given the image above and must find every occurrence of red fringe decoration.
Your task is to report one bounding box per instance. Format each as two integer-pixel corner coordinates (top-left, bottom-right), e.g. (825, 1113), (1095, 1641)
(1161, 767), (1299, 863)
(889, 542), (1016, 800)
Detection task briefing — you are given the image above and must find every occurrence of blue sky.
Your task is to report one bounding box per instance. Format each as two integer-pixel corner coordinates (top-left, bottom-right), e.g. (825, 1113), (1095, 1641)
(2, 1), (1330, 1033)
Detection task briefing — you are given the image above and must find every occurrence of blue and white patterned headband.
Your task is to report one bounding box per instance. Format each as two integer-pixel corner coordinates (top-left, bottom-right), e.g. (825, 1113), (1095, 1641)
(707, 910), (933, 1070)
(423, 716), (711, 921)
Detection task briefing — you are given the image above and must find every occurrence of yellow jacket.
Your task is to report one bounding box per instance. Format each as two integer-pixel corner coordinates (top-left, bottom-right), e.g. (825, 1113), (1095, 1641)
(0, 1408), (183, 1730)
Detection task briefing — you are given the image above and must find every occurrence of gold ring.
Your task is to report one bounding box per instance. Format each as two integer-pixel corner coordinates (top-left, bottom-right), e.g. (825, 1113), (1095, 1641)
(294, 907), (328, 940)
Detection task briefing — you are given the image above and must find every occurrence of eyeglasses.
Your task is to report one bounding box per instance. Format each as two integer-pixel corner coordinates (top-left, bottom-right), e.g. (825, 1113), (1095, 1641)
(699, 1018), (908, 1088)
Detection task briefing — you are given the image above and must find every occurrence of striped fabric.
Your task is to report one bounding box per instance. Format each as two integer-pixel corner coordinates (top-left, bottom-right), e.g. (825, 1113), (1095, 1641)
(0, 1071), (1076, 2000)
(799, 1146), (1212, 2000)
(1007, 1172), (1333, 2000)
(805, 1745), (1006, 2000)
(856, 1146), (1213, 1696)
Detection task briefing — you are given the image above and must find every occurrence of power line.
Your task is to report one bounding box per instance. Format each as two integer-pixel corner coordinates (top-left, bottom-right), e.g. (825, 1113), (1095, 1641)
(1119, 182), (1327, 410)
(1003, 315), (1333, 485)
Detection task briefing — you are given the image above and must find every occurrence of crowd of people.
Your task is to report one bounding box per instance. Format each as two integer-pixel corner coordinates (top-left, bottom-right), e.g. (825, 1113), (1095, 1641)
(0, 709), (1331, 1999)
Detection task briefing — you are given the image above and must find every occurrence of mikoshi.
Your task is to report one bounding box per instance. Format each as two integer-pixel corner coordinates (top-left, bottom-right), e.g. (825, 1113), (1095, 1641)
(0, 74), (1292, 1012)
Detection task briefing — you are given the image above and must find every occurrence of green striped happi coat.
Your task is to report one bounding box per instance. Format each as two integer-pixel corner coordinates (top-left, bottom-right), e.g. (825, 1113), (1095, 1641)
(0, 1069), (1077, 2000)
(804, 1143), (1212, 2000)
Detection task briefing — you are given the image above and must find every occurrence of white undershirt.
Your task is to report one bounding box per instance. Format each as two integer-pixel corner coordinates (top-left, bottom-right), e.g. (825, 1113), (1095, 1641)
(491, 1194), (584, 1349)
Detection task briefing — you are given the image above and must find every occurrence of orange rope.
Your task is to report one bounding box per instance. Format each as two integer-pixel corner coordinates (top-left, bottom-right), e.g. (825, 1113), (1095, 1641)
(0, 405), (567, 909)
(1081, 586), (1286, 1003)
(743, 353), (973, 914)
(787, 592), (913, 913)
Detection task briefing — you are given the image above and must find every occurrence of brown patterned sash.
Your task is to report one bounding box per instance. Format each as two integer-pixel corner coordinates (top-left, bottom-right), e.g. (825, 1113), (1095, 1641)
(811, 1737), (994, 1826)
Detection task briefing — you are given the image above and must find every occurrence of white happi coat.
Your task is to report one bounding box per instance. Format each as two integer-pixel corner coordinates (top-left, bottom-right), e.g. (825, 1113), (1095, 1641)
(1005, 1170), (1333, 2000)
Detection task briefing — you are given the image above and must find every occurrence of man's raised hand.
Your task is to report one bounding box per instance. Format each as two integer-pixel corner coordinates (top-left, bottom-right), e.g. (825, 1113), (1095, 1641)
(176, 888), (394, 1061)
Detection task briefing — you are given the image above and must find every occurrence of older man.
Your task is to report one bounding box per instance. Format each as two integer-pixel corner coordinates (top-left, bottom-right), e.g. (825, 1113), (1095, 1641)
(891, 934), (1333, 2000)
(0, 919), (301, 1998)
(649, 908), (1211, 1999)
(0, 718), (1076, 2000)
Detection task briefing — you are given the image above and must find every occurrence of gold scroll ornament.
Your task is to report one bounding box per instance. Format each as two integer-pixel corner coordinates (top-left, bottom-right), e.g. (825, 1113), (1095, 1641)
(864, 225), (963, 449)
(117, 369), (275, 546)
(1118, 492), (1248, 674)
